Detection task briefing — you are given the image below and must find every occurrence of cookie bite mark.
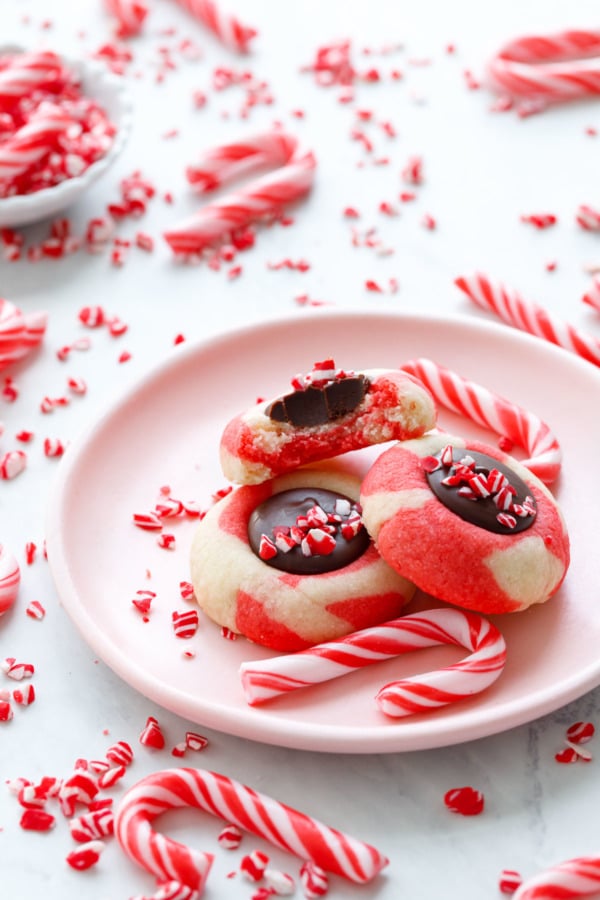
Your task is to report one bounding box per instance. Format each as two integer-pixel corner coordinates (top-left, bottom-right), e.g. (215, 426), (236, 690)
(219, 361), (436, 486)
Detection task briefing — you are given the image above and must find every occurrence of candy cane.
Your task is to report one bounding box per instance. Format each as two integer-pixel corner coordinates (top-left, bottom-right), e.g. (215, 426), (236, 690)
(0, 51), (64, 103)
(0, 299), (48, 372)
(455, 272), (600, 369)
(488, 30), (600, 102)
(399, 357), (561, 484)
(163, 131), (316, 257)
(104, 0), (149, 37)
(0, 101), (77, 183)
(0, 544), (20, 615)
(240, 608), (506, 716)
(172, 0), (257, 53)
(115, 768), (388, 895)
(513, 856), (600, 899)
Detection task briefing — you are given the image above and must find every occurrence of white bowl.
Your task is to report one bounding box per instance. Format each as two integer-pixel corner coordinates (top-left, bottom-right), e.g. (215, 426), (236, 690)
(0, 47), (132, 228)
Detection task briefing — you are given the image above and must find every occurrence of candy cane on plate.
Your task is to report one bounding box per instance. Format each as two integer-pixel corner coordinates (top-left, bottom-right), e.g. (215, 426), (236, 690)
(488, 30), (600, 101)
(115, 768), (388, 895)
(104, 0), (149, 37)
(513, 855), (600, 899)
(456, 272), (600, 369)
(400, 357), (561, 485)
(172, 0), (257, 53)
(0, 544), (20, 615)
(0, 101), (77, 183)
(164, 130), (316, 257)
(240, 608), (506, 716)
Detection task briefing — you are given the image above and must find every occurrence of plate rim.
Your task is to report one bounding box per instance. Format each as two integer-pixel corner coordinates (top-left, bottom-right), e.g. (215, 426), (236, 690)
(45, 307), (600, 753)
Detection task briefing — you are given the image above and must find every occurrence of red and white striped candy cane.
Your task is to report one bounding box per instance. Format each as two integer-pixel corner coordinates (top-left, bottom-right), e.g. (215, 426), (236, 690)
(104, 0), (149, 37)
(0, 101), (76, 183)
(0, 544), (20, 615)
(0, 299), (48, 371)
(240, 608), (506, 716)
(488, 30), (600, 101)
(172, 0), (257, 53)
(115, 768), (388, 895)
(400, 357), (561, 485)
(185, 131), (301, 193)
(0, 51), (64, 103)
(456, 272), (600, 369)
(164, 131), (315, 256)
(513, 856), (600, 899)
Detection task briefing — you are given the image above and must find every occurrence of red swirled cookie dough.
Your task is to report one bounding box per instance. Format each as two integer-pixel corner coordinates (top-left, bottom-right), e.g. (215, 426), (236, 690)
(190, 468), (415, 651)
(219, 359), (436, 485)
(360, 433), (569, 615)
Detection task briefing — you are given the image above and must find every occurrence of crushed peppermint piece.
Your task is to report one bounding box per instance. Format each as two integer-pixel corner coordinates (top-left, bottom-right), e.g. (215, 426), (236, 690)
(218, 823), (243, 849)
(139, 715), (166, 749)
(172, 609), (199, 639)
(241, 850), (270, 882)
(444, 786), (484, 816)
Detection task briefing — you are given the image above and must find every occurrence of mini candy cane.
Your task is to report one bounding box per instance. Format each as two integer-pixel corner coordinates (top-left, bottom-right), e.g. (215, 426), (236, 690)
(0, 544), (20, 615)
(488, 30), (600, 102)
(513, 856), (600, 899)
(115, 768), (388, 895)
(399, 357), (561, 484)
(0, 101), (77, 183)
(104, 0), (149, 37)
(455, 272), (600, 369)
(164, 130), (315, 257)
(172, 0), (257, 53)
(240, 608), (506, 716)
(0, 51), (64, 103)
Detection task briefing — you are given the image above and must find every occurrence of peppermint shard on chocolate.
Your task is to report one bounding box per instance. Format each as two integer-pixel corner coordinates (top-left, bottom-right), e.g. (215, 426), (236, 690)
(219, 359), (436, 484)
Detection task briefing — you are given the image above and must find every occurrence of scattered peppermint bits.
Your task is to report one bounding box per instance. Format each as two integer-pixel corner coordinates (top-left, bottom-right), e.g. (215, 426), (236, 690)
(444, 786), (485, 816)
(555, 721), (595, 763)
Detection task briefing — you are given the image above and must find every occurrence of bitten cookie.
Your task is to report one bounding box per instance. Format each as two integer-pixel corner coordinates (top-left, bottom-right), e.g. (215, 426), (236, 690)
(190, 468), (415, 651)
(219, 359), (436, 485)
(360, 433), (569, 615)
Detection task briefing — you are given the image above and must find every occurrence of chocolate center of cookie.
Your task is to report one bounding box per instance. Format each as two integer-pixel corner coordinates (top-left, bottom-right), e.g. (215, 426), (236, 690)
(425, 446), (537, 534)
(248, 487), (370, 574)
(265, 374), (369, 427)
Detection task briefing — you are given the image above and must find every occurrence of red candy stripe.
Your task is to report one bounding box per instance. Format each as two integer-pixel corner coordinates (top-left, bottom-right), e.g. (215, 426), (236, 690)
(114, 767), (388, 894)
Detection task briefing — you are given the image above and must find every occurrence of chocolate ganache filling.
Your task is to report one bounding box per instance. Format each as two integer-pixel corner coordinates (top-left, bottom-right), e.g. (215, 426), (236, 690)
(266, 374), (369, 427)
(425, 446), (537, 535)
(248, 487), (370, 574)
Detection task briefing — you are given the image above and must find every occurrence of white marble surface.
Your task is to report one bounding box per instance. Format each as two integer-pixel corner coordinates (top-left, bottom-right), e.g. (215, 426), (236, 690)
(2, 1), (600, 897)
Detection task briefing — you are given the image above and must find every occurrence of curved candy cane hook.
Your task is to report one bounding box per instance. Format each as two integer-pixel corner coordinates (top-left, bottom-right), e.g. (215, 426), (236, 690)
(115, 767), (388, 896)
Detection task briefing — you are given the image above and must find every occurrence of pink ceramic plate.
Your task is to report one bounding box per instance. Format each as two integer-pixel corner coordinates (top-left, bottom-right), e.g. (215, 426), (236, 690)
(46, 310), (600, 753)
